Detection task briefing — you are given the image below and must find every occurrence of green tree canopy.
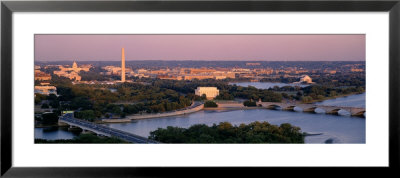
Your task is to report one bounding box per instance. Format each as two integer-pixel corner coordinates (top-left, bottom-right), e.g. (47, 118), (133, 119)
(204, 101), (218, 108)
(149, 121), (304, 143)
(41, 112), (59, 125)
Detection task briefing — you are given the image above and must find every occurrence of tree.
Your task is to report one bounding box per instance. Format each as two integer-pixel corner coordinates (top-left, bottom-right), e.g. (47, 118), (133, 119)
(46, 94), (58, 101)
(70, 97), (92, 110)
(301, 96), (313, 103)
(41, 112), (59, 125)
(74, 110), (96, 121)
(148, 121), (304, 143)
(243, 100), (257, 107)
(41, 103), (49, 109)
(112, 105), (122, 115)
(49, 100), (60, 108)
(204, 101), (218, 108)
(201, 94), (207, 100)
(35, 93), (47, 105)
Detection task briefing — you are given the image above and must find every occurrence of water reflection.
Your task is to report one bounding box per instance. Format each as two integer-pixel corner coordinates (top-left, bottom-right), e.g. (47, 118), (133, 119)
(35, 127), (78, 140)
(314, 108), (326, 114)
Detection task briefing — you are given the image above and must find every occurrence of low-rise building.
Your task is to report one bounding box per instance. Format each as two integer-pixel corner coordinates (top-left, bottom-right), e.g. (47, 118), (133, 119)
(34, 70), (51, 81)
(34, 85), (57, 95)
(195, 87), (219, 99)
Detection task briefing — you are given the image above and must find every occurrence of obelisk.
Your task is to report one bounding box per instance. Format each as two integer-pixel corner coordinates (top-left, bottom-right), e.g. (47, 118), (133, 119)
(121, 47), (126, 82)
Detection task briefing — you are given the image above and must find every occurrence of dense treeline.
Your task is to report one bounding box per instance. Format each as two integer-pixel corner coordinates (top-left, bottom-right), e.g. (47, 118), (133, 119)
(56, 83), (190, 103)
(34, 112), (59, 125)
(260, 76), (299, 83)
(149, 121), (304, 143)
(243, 100), (257, 107)
(230, 85), (282, 102)
(154, 79), (283, 102)
(263, 84), (364, 102)
(204, 101), (218, 108)
(312, 73), (365, 87)
(260, 73), (365, 87)
(36, 81), (193, 122)
(34, 134), (127, 143)
(300, 85), (365, 103)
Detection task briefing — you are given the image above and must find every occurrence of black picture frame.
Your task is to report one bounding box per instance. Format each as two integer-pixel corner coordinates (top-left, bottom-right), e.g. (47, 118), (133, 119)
(1, 0), (399, 177)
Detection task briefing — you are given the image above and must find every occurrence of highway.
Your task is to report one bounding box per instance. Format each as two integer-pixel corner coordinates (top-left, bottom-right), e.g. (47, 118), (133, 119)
(60, 113), (160, 143)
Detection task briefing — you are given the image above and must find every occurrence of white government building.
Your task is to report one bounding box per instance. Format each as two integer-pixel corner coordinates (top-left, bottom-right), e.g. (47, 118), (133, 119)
(34, 85), (57, 95)
(300, 75), (313, 84)
(195, 87), (220, 99)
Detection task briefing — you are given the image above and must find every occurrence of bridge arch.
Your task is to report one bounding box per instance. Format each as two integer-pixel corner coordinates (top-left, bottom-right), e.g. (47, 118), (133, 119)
(258, 102), (365, 118)
(326, 108), (342, 115)
(352, 110), (366, 118)
(326, 108), (352, 116)
(282, 105), (297, 111)
(266, 104), (281, 110)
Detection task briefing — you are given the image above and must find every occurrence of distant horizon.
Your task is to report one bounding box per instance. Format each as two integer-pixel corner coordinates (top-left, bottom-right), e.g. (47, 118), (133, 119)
(35, 34), (365, 62)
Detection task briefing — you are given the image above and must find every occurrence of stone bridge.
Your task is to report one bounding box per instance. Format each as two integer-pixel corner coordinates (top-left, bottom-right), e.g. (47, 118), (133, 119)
(59, 113), (160, 143)
(257, 102), (365, 117)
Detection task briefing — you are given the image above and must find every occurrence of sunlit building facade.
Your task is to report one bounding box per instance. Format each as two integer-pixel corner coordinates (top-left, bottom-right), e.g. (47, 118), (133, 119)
(195, 87), (220, 99)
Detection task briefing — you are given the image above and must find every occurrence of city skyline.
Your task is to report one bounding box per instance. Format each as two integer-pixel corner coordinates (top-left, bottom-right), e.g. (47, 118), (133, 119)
(35, 34), (365, 62)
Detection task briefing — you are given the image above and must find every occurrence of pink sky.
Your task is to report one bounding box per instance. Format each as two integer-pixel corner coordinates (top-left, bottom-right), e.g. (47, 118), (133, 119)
(35, 34), (365, 61)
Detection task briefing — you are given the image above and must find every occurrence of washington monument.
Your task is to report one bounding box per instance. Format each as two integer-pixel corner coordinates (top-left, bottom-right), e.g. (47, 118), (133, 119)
(121, 47), (126, 82)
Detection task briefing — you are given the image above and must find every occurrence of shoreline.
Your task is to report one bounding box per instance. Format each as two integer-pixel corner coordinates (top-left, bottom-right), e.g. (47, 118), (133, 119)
(304, 92), (365, 104)
(101, 103), (204, 123)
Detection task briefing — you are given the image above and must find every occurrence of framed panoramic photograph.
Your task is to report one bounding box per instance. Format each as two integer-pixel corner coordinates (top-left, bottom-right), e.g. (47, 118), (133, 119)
(1, 0), (400, 177)
(33, 34), (367, 144)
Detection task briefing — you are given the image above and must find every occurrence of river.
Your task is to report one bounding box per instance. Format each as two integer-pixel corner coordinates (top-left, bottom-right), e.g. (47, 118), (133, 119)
(35, 127), (78, 140)
(35, 82), (366, 143)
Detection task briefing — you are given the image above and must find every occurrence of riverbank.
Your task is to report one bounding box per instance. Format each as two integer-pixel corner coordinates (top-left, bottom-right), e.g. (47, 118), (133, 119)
(101, 102), (204, 123)
(103, 108), (366, 143)
(203, 102), (259, 110)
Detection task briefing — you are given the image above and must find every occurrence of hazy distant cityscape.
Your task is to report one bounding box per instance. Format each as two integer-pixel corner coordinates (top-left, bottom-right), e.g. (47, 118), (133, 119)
(35, 60), (364, 86)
